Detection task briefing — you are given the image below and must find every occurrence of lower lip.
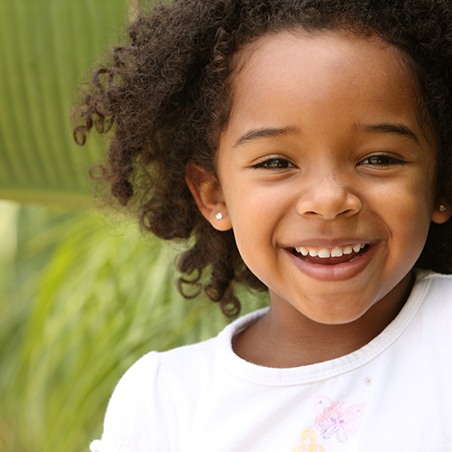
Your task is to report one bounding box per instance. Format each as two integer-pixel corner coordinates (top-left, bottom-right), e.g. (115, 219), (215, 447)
(286, 244), (378, 282)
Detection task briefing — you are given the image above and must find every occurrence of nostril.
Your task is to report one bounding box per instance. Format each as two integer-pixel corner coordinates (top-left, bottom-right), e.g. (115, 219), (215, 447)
(296, 191), (362, 219)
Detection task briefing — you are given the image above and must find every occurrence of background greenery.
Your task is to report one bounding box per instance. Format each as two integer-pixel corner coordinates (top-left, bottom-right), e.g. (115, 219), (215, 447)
(0, 1), (266, 450)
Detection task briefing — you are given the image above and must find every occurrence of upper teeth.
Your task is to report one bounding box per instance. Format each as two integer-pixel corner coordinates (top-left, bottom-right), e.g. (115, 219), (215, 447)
(294, 244), (366, 258)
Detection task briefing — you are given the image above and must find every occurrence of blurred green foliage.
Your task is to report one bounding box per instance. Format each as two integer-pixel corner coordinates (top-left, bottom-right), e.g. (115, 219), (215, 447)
(0, 0), (129, 208)
(1, 203), (260, 451)
(0, 0), (268, 450)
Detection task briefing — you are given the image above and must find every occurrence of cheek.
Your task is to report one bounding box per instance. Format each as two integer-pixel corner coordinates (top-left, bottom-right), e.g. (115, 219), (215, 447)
(385, 179), (434, 254)
(224, 181), (286, 224)
(225, 190), (281, 263)
(407, 176), (436, 222)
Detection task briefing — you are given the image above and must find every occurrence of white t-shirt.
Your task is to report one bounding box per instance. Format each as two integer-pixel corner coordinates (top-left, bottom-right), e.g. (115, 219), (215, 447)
(90, 271), (452, 451)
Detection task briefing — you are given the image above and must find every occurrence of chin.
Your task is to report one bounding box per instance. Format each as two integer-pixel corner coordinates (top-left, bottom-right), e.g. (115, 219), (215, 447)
(302, 305), (371, 326)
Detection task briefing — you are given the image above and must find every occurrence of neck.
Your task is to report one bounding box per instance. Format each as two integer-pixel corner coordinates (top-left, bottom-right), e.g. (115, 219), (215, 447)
(233, 274), (413, 368)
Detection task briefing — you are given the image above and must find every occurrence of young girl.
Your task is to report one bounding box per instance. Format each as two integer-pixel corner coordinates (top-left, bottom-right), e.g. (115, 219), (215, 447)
(74, 0), (452, 450)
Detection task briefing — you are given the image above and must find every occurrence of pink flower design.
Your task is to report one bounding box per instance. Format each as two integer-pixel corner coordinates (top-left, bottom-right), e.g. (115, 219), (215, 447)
(314, 396), (365, 443)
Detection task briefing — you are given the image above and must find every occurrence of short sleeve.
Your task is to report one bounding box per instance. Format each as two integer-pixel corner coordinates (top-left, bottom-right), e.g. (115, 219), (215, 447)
(89, 351), (172, 452)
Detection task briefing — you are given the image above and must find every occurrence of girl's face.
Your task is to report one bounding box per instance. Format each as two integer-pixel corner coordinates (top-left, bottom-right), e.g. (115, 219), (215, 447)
(193, 30), (450, 325)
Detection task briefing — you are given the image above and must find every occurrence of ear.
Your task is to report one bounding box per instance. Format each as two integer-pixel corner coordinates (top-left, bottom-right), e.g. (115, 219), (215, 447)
(432, 201), (452, 224)
(185, 162), (232, 231)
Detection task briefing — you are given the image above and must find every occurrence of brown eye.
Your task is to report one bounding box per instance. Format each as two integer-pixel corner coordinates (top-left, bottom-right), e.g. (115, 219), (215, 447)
(360, 154), (404, 166)
(254, 157), (295, 170)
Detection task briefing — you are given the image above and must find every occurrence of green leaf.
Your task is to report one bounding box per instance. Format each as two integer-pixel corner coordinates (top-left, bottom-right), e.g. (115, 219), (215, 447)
(0, 0), (129, 208)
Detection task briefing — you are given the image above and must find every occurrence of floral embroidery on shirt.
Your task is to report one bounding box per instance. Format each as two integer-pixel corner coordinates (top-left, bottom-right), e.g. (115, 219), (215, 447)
(292, 428), (325, 452)
(314, 396), (366, 443)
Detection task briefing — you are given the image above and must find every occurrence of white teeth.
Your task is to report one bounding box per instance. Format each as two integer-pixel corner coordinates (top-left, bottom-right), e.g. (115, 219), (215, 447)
(331, 247), (343, 257)
(299, 247), (309, 256)
(294, 243), (366, 258)
(318, 249), (330, 258)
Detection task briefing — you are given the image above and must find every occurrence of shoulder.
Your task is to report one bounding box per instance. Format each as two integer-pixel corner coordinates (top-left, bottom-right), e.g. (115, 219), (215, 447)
(411, 270), (452, 334)
(92, 352), (164, 451)
(104, 339), (219, 435)
(91, 309), (266, 450)
(90, 338), (218, 451)
(415, 270), (452, 308)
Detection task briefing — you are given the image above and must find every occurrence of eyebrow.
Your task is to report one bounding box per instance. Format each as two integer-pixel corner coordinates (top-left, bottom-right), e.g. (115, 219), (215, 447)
(360, 122), (419, 144)
(233, 126), (300, 148)
(232, 122), (420, 148)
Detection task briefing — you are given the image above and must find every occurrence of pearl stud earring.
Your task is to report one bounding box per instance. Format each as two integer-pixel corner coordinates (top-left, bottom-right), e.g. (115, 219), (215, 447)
(215, 212), (224, 220)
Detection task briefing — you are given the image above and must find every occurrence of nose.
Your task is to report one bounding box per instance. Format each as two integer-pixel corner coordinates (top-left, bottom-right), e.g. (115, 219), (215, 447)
(296, 172), (362, 220)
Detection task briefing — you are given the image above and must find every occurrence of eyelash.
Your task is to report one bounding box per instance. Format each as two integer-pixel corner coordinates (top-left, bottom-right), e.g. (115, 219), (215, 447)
(252, 153), (405, 171)
(359, 154), (405, 167)
(253, 157), (295, 170)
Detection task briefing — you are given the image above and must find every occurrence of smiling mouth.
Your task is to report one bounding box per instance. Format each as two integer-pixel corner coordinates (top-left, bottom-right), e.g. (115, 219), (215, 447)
(289, 243), (371, 265)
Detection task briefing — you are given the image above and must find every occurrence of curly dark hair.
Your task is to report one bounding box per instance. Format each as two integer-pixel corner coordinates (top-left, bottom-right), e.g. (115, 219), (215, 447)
(73, 0), (452, 316)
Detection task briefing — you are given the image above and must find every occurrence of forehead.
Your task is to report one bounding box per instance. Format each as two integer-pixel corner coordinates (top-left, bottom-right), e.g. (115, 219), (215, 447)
(232, 28), (413, 88)
(226, 29), (421, 131)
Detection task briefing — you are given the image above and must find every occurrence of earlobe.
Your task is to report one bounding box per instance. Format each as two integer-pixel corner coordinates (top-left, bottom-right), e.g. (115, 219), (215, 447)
(432, 202), (451, 224)
(185, 162), (232, 231)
